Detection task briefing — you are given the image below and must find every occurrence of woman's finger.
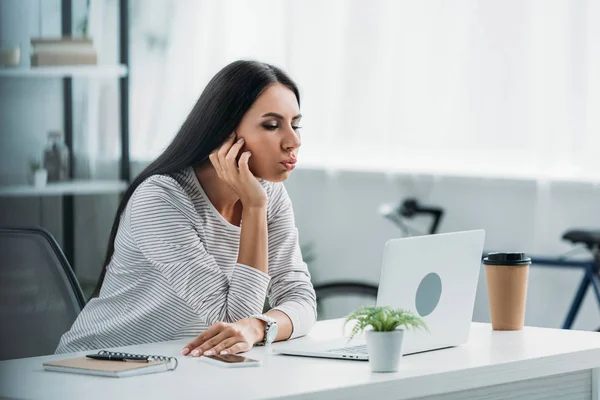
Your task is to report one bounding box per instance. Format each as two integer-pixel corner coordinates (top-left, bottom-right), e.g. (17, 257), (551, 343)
(190, 330), (230, 357)
(224, 138), (245, 169)
(217, 133), (236, 161)
(206, 337), (241, 357)
(237, 151), (252, 176)
(182, 322), (225, 355)
(221, 342), (250, 355)
(217, 133), (237, 179)
(208, 152), (223, 179)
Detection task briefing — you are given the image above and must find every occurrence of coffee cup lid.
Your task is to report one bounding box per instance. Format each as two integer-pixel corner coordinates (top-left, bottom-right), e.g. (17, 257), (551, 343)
(483, 252), (531, 266)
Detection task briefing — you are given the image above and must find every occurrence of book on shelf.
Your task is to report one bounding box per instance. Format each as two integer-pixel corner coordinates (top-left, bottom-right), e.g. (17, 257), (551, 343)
(30, 37), (97, 66)
(31, 52), (97, 66)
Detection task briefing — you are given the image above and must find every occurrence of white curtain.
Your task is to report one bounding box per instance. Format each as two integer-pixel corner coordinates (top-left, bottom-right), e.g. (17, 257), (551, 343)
(126, 0), (600, 182)
(73, 0), (120, 180)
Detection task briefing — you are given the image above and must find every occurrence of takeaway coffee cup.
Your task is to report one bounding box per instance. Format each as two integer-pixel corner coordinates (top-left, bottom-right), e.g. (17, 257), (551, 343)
(483, 252), (532, 330)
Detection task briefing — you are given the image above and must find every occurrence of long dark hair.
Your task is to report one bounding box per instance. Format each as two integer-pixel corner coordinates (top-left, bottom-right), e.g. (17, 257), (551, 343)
(91, 60), (300, 298)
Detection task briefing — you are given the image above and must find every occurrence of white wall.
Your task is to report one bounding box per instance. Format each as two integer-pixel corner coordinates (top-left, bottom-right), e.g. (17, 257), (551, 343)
(2, 0), (599, 331)
(285, 169), (600, 330)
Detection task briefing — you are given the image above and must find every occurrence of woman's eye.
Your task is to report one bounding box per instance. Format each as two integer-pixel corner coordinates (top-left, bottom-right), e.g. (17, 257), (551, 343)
(262, 124), (302, 131)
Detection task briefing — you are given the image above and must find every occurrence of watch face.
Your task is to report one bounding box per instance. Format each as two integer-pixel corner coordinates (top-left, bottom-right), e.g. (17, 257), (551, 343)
(266, 323), (278, 343)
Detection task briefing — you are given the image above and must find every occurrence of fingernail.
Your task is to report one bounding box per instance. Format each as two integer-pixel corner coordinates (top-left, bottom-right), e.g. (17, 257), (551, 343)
(191, 350), (199, 357)
(204, 350), (213, 356)
(230, 132), (235, 137)
(181, 348), (190, 356)
(220, 351), (228, 355)
(237, 137), (244, 143)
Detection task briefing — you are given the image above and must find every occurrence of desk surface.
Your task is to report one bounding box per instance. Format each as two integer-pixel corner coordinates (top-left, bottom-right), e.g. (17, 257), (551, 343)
(1, 320), (600, 400)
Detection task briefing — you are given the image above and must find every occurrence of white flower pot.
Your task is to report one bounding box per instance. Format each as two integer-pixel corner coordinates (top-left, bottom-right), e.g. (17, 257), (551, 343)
(365, 329), (404, 373)
(33, 168), (48, 188)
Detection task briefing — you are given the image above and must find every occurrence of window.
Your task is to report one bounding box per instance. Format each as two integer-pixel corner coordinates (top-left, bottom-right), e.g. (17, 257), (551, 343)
(128, 0), (600, 182)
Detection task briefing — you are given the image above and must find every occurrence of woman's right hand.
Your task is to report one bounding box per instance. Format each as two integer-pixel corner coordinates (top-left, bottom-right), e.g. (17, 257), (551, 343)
(209, 133), (268, 208)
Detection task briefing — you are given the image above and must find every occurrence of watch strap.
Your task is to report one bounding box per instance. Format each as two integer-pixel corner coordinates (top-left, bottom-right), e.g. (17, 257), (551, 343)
(250, 314), (276, 346)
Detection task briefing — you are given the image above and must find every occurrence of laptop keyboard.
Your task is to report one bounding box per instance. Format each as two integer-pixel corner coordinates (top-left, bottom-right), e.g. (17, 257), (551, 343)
(327, 344), (368, 355)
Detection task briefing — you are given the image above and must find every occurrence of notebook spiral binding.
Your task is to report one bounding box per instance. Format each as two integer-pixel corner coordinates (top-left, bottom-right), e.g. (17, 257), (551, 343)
(97, 350), (179, 370)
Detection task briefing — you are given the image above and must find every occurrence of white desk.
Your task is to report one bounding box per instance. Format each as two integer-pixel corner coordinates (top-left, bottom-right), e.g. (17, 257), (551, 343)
(1, 319), (600, 400)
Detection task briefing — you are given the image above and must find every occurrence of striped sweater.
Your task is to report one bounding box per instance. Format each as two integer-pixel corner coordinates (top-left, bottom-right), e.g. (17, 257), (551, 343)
(56, 167), (317, 353)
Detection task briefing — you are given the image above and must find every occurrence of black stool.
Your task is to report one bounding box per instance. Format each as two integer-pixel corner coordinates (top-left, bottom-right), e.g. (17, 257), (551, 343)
(561, 230), (600, 330)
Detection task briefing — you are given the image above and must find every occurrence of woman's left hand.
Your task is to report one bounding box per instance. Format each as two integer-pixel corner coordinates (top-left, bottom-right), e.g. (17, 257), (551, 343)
(181, 319), (263, 357)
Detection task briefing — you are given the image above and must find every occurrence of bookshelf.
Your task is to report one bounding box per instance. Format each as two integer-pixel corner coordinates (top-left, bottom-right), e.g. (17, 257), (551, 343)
(0, 180), (128, 197)
(0, 0), (130, 269)
(0, 65), (128, 78)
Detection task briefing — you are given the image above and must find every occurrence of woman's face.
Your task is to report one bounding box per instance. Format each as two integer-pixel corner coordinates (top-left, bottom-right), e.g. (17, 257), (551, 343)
(235, 83), (302, 182)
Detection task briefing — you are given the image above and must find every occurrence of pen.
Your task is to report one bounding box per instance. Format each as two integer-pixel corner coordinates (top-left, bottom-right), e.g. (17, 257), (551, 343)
(86, 354), (149, 363)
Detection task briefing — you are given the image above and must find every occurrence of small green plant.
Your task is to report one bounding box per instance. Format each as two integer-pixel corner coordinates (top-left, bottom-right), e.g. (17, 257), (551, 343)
(77, 0), (91, 37)
(29, 159), (42, 172)
(345, 306), (428, 339)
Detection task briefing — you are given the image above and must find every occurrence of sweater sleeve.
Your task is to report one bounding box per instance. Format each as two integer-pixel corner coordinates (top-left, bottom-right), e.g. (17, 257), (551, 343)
(266, 183), (317, 339)
(128, 176), (271, 324)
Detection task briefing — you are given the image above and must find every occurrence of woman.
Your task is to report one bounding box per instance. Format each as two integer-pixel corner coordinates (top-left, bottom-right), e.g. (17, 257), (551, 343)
(56, 60), (317, 357)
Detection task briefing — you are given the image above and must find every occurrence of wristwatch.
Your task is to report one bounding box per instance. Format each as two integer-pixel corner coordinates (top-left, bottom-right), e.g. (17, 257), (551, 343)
(249, 314), (278, 346)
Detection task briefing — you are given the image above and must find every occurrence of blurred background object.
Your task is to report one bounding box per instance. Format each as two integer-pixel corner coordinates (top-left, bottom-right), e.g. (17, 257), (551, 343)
(0, 227), (85, 360)
(1, 0), (599, 331)
(0, 39), (21, 67)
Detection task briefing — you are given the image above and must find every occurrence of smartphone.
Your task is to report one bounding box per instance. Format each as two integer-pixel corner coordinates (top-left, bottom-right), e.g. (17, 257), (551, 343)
(200, 353), (262, 368)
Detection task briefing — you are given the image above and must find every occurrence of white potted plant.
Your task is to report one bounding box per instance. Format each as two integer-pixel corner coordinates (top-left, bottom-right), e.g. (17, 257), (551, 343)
(30, 160), (48, 188)
(345, 306), (427, 373)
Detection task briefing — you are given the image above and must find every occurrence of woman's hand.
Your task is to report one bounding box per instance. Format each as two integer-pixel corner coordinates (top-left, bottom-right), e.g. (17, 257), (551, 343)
(209, 133), (267, 208)
(181, 319), (264, 357)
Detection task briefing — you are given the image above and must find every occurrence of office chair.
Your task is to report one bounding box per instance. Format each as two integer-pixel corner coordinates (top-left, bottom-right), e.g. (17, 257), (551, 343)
(0, 227), (86, 360)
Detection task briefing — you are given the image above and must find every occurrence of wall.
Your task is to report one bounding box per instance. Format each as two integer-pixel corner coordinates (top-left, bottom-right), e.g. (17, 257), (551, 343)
(285, 168), (600, 330)
(2, 0), (599, 331)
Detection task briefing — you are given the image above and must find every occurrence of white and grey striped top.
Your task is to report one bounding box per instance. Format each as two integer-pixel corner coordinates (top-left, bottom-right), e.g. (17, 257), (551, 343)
(56, 167), (317, 353)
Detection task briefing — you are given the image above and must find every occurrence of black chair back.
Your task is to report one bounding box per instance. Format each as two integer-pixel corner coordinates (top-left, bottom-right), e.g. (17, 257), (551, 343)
(0, 227), (85, 360)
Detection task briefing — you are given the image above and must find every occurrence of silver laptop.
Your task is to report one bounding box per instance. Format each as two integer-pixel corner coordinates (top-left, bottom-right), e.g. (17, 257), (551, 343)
(274, 229), (486, 360)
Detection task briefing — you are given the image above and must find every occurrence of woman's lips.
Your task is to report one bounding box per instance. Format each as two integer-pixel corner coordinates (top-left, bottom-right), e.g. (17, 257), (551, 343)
(281, 160), (296, 171)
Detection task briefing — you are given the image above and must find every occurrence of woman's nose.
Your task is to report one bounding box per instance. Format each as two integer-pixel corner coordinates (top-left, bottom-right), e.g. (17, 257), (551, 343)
(283, 126), (301, 150)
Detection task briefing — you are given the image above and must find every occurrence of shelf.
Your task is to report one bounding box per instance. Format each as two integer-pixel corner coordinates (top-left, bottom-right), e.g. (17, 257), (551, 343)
(0, 65), (128, 78)
(0, 180), (128, 197)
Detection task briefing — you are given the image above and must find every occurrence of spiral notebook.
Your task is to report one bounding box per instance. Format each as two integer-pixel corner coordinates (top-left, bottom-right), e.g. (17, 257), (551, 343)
(43, 350), (179, 378)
